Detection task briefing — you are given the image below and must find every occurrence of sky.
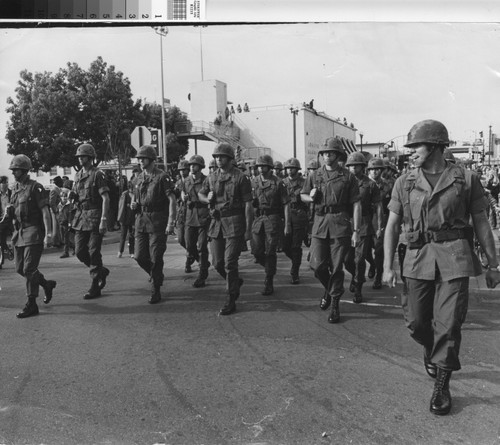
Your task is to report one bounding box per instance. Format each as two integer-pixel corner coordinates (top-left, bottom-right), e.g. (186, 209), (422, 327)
(1, 21), (500, 176)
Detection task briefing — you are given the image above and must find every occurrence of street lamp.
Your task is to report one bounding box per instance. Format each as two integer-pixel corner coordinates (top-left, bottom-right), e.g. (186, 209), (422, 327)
(290, 107), (298, 158)
(359, 131), (364, 152)
(153, 26), (168, 168)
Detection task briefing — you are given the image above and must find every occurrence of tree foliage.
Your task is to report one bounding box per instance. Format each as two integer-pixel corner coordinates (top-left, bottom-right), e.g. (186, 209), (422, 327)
(5, 56), (190, 171)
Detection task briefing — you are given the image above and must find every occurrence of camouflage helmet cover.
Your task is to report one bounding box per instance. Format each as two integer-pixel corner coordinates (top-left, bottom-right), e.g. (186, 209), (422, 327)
(177, 159), (190, 170)
(284, 158), (301, 170)
(273, 160), (284, 170)
(209, 159), (217, 168)
(256, 155), (274, 168)
(76, 143), (97, 158)
(404, 119), (450, 147)
(367, 158), (386, 170)
(136, 145), (157, 160)
(307, 159), (319, 170)
(345, 152), (367, 167)
(318, 137), (346, 157)
(9, 154), (32, 170)
(212, 143), (235, 159)
(188, 155), (206, 168)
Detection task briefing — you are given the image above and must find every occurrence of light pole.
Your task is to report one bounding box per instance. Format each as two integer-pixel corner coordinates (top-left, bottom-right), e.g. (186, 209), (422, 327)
(290, 107), (298, 158)
(153, 26), (168, 168)
(359, 131), (363, 152)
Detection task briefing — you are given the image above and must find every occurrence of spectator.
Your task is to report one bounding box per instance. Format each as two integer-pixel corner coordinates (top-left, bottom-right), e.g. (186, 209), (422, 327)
(58, 188), (75, 258)
(50, 176), (64, 247)
(0, 175), (12, 268)
(237, 104), (242, 113)
(243, 103), (250, 112)
(117, 181), (135, 258)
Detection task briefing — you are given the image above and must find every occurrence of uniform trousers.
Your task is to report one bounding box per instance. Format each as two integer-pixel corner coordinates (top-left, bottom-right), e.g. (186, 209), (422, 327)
(403, 272), (469, 371)
(251, 219), (279, 277)
(344, 235), (371, 286)
(75, 229), (105, 280)
(134, 231), (167, 287)
(186, 225), (209, 278)
(283, 213), (307, 275)
(14, 244), (44, 298)
(309, 235), (351, 298)
(210, 234), (243, 297)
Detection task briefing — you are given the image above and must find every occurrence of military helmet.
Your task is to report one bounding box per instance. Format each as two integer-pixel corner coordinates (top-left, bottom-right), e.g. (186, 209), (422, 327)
(273, 161), (284, 170)
(212, 143), (235, 159)
(345, 152), (367, 167)
(9, 154), (32, 171)
(136, 145), (157, 160)
(209, 159), (217, 169)
(404, 119), (450, 147)
(284, 158), (301, 170)
(443, 148), (456, 164)
(367, 158), (386, 170)
(318, 137), (346, 157)
(76, 143), (97, 158)
(307, 159), (319, 170)
(188, 155), (205, 168)
(177, 159), (189, 170)
(256, 155), (274, 168)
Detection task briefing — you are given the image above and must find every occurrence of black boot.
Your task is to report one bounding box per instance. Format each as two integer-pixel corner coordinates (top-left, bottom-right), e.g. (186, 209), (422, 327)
(184, 259), (193, 273)
(17, 298), (39, 318)
(424, 348), (437, 379)
(349, 278), (356, 293)
(262, 276), (274, 296)
(84, 279), (101, 300)
(98, 267), (110, 290)
(328, 297), (340, 323)
(320, 291), (331, 310)
(149, 286), (161, 304)
(219, 294), (237, 315)
(193, 276), (206, 288)
(353, 285), (363, 304)
(430, 368), (452, 415)
(372, 277), (382, 290)
(368, 264), (376, 279)
(41, 279), (57, 304)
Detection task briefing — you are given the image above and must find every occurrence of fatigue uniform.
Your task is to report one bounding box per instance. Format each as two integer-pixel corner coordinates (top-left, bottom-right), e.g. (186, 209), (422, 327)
(72, 166), (109, 281)
(184, 172), (211, 283)
(175, 177), (194, 269)
(344, 174), (381, 292)
(301, 165), (360, 299)
(282, 175), (308, 280)
(372, 177), (393, 284)
(199, 165), (252, 298)
(10, 177), (52, 301)
(251, 174), (289, 279)
(388, 162), (486, 371)
(133, 167), (175, 290)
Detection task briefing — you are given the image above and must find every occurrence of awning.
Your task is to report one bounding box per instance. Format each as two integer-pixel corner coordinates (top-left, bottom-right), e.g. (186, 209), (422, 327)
(340, 137), (358, 154)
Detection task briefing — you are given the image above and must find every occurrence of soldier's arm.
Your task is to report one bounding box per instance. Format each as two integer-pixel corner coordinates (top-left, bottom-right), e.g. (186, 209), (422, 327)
(472, 210), (498, 268)
(376, 201), (384, 236)
(41, 205), (52, 244)
(198, 177), (211, 204)
(168, 191), (177, 226)
(99, 192), (110, 234)
(383, 211), (401, 271)
(245, 200), (253, 240)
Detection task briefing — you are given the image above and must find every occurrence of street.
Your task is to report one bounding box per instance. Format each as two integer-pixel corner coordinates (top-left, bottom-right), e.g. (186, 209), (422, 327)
(0, 235), (499, 445)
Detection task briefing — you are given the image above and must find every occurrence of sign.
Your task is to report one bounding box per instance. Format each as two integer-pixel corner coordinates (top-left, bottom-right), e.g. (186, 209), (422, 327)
(131, 126), (151, 149)
(163, 98), (171, 109)
(150, 129), (162, 155)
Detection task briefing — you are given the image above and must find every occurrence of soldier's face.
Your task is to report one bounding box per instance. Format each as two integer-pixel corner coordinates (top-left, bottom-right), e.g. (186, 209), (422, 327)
(11, 169), (25, 181)
(371, 168), (382, 179)
(287, 167), (298, 177)
(322, 151), (337, 166)
(409, 144), (430, 168)
(190, 164), (200, 175)
(180, 169), (189, 178)
(258, 166), (270, 175)
(214, 155), (230, 169)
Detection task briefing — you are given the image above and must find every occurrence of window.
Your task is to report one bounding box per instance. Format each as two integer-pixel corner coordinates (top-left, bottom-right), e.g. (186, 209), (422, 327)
(50, 167), (58, 176)
(63, 167), (72, 175)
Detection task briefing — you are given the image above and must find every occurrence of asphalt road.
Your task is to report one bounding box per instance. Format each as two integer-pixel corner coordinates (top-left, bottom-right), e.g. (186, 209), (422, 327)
(0, 235), (499, 445)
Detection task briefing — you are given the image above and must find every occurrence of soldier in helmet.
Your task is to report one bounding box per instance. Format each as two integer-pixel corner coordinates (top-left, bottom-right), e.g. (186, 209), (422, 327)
(343, 152), (382, 303)
(300, 137), (361, 323)
(183, 155), (211, 288)
(383, 119), (500, 415)
(174, 159), (195, 273)
(198, 143), (253, 315)
(251, 155), (290, 295)
(306, 159), (319, 176)
(71, 144), (110, 300)
(208, 158), (217, 174)
(366, 157), (393, 289)
(282, 158), (308, 284)
(131, 145), (176, 304)
(7, 154), (57, 318)
(273, 161), (285, 179)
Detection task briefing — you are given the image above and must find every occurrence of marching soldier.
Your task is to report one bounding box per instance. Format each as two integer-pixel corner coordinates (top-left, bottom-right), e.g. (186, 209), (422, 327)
(131, 145), (176, 304)
(282, 158), (308, 284)
(71, 144), (110, 300)
(208, 158), (217, 174)
(175, 159), (195, 273)
(251, 155), (290, 295)
(273, 161), (285, 179)
(344, 152), (382, 303)
(184, 155), (211, 288)
(7, 155), (56, 318)
(383, 119), (500, 415)
(198, 143), (253, 315)
(300, 137), (361, 323)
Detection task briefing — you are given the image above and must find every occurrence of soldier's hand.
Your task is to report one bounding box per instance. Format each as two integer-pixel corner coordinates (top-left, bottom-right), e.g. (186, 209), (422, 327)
(309, 188), (318, 200)
(383, 269), (397, 288)
(351, 231), (360, 247)
(207, 191), (215, 202)
(99, 219), (107, 235)
(376, 228), (383, 239)
(485, 269), (500, 288)
(167, 222), (175, 235)
(284, 225), (292, 236)
(43, 234), (52, 248)
(130, 201), (138, 210)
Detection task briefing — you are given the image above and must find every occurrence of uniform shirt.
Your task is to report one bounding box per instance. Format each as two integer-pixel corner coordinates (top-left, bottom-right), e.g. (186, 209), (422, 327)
(10, 176), (48, 247)
(174, 177), (188, 226)
(388, 162), (488, 280)
(200, 165), (252, 238)
(301, 165), (360, 239)
(0, 189), (11, 216)
(71, 167), (109, 231)
(184, 172), (210, 228)
(252, 174), (290, 234)
(356, 174), (381, 236)
(283, 175), (309, 225)
(134, 167), (174, 233)
(372, 177), (393, 230)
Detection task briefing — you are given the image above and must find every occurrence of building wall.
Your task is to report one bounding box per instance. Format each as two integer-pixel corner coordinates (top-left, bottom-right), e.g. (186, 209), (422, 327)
(190, 80), (227, 124)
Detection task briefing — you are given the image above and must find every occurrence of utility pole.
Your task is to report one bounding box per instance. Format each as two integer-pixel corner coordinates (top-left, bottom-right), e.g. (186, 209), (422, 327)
(153, 26), (169, 168)
(489, 125), (492, 166)
(290, 107), (298, 158)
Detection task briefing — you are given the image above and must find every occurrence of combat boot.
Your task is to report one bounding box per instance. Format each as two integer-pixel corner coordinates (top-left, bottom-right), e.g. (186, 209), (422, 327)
(192, 277), (206, 288)
(219, 295), (237, 315)
(430, 368), (452, 415)
(149, 286), (161, 304)
(84, 279), (101, 300)
(17, 298), (39, 319)
(349, 278), (356, 293)
(262, 276), (274, 296)
(372, 278), (382, 290)
(320, 291), (331, 310)
(328, 296), (340, 323)
(41, 279), (57, 304)
(184, 259), (193, 273)
(368, 264), (376, 279)
(98, 267), (110, 290)
(353, 285), (363, 304)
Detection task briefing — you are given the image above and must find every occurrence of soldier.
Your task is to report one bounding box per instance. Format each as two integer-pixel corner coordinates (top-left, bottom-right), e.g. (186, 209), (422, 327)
(7, 155), (56, 318)
(184, 155), (211, 288)
(71, 144), (110, 300)
(383, 119), (500, 415)
(300, 137), (361, 323)
(175, 159), (195, 273)
(131, 145), (176, 304)
(198, 143), (253, 315)
(208, 158), (217, 174)
(251, 155), (290, 295)
(282, 158), (308, 284)
(366, 157), (393, 290)
(343, 152), (382, 303)
(273, 161), (285, 179)
(306, 159), (319, 177)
